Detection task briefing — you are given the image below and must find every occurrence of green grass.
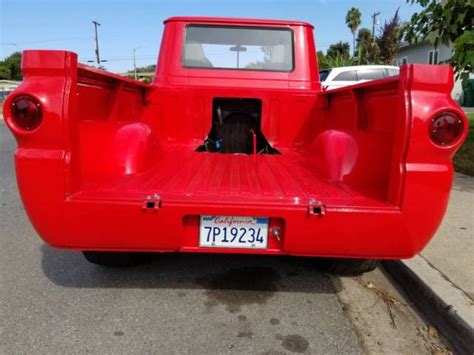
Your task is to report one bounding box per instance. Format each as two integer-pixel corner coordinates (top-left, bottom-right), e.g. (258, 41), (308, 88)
(453, 113), (474, 176)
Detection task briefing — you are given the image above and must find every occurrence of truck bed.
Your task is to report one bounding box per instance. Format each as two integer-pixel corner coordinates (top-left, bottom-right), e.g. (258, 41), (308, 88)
(4, 49), (466, 258)
(73, 143), (391, 209)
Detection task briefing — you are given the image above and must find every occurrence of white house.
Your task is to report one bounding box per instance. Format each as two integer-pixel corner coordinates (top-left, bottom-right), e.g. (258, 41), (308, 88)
(395, 41), (467, 104)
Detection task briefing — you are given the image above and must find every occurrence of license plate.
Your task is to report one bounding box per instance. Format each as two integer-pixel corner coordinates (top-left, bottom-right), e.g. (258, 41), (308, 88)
(199, 216), (269, 249)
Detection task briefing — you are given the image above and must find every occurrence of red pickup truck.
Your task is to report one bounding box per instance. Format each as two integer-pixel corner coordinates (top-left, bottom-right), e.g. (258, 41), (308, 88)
(3, 17), (468, 273)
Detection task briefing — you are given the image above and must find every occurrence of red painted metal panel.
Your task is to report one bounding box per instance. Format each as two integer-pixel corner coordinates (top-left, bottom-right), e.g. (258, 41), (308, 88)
(2, 18), (468, 259)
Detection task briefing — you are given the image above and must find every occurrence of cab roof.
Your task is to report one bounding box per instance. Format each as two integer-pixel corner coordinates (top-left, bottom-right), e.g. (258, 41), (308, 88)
(164, 16), (314, 29)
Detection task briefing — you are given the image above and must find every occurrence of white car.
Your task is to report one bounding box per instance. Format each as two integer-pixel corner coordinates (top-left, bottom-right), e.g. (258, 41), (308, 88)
(319, 65), (399, 90)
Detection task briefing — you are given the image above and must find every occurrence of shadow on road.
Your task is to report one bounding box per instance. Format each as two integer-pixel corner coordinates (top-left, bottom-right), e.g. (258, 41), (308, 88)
(41, 245), (341, 296)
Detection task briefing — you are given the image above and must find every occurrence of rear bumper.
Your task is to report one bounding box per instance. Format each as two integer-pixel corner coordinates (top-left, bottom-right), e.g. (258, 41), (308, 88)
(58, 199), (414, 258)
(15, 150), (452, 259)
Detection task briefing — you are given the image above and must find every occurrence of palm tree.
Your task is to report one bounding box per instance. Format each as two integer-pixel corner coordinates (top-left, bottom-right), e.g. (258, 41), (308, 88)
(345, 7), (362, 58)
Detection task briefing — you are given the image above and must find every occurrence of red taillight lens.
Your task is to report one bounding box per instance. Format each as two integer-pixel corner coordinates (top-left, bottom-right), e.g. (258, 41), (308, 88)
(429, 112), (463, 147)
(11, 95), (42, 131)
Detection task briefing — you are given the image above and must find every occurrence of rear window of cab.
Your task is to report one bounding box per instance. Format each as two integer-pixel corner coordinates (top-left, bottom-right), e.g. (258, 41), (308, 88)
(182, 25), (294, 72)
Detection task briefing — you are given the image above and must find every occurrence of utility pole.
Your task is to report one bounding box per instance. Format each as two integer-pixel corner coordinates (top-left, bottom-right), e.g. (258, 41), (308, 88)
(371, 12), (380, 45)
(133, 46), (142, 80)
(92, 20), (101, 66)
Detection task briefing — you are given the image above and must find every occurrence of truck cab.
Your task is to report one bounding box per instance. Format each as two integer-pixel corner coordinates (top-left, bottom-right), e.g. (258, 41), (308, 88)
(3, 17), (468, 272)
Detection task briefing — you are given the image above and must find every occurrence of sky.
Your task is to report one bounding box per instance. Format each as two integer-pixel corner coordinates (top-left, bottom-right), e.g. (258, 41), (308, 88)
(0, 0), (421, 73)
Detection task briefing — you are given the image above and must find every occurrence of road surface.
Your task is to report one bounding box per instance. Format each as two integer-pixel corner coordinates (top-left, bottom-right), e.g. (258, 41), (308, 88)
(0, 121), (449, 354)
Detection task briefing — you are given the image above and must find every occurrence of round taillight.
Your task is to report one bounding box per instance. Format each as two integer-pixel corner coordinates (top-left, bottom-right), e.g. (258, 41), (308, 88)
(10, 95), (42, 131)
(429, 112), (463, 147)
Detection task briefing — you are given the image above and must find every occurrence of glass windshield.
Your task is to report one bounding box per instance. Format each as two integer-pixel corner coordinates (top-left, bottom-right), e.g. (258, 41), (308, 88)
(183, 25), (294, 72)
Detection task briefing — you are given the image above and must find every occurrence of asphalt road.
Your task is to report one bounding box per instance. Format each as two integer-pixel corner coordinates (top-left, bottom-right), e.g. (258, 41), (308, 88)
(0, 121), (362, 354)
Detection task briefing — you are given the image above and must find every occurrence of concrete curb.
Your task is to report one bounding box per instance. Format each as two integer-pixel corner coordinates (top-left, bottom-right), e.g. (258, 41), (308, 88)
(382, 260), (474, 354)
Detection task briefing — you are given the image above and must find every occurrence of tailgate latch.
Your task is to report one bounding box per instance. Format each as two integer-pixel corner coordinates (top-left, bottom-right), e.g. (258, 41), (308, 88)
(308, 198), (326, 216)
(143, 194), (162, 210)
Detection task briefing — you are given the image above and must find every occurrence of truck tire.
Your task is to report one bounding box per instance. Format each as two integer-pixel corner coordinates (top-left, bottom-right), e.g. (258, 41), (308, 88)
(316, 258), (379, 276)
(82, 251), (152, 267)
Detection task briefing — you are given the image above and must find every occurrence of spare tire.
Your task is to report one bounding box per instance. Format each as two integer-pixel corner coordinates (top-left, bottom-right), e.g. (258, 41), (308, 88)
(220, 112), (256, 154)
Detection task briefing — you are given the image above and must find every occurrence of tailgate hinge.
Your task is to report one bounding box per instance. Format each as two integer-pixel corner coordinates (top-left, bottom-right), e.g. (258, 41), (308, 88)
(308, 198), (326, 216)
(143, 194), (162, 211)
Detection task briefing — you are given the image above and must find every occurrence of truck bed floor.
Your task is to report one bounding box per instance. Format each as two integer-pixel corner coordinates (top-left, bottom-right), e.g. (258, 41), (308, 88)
(74, 144), (391, 208)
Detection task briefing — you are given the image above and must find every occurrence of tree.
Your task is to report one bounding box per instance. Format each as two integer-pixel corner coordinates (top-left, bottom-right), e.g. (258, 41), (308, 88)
(324, 53), (353, 68)
(404, 0), (474, 77)
(346, 7), (362, 57)
(130, 64), (156, 74)
(327, 41), (351, 60)
(0, 52), (22, 81)
(319, 46), (352, 69)
(377, 9), (401, 64)
(317, 51), (329, 69)
(317, 42), (353, 70)
(356, 28), (372, 64)
(125, 64), (156, 82)
(0, 65), (10, 79)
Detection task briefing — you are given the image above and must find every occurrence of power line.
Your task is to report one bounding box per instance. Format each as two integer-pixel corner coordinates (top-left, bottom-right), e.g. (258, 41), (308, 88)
(80, 55), (156, 62)
(3, 37), (92, 45)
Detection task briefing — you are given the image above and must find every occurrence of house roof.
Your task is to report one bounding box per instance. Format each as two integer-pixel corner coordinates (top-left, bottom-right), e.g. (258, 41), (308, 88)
(398, 40), (429, 49)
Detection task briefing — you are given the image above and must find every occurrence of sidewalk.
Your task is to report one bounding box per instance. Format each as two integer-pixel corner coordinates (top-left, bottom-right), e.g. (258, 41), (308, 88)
(420, 173), (474, 302)
(384, 173), (474, 353)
